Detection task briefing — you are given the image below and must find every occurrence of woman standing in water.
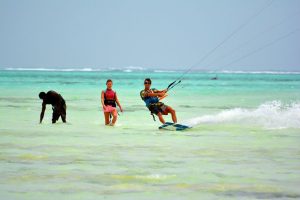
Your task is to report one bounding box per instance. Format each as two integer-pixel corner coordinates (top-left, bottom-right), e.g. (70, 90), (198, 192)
(101, 79), (123, 126)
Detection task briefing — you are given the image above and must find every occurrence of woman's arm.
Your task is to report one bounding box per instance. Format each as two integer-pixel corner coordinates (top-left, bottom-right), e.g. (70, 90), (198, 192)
(115, 94), (123, 112)
(101, 91), (106, 109)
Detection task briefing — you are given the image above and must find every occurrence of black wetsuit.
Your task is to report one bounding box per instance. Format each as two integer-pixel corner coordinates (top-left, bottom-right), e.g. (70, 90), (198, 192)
(42, 91), (66, 123)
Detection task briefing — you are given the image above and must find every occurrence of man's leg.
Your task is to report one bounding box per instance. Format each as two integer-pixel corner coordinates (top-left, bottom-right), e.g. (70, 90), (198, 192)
(61, 104), (67, 123)
(165, 106), (177, 123)
(157, 112), (166, 124)
(52, 110), (59, 124)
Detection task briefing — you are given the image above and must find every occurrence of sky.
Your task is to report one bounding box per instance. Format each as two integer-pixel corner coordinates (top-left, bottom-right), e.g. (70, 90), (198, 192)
(0, 0), (299, 71)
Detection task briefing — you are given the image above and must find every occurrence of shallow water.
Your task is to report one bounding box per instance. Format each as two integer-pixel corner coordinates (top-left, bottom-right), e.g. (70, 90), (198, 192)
(0, 70), (300, 199)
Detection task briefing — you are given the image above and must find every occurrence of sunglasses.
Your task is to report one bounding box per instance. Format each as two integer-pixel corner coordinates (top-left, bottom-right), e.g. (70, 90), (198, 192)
(144, 82), (151, 84)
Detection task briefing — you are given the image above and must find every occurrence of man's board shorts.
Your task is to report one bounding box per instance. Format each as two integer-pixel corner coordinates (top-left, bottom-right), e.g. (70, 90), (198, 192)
(148, 102), (167, 115)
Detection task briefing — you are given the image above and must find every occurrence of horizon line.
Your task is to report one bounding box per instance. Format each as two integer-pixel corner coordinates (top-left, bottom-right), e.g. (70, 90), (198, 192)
(1, 67), (300, 74)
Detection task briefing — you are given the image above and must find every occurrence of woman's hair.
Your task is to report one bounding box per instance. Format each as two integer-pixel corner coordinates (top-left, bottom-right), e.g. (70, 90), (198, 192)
(106, 79), (113, 84)
(144, 78), (151, 84)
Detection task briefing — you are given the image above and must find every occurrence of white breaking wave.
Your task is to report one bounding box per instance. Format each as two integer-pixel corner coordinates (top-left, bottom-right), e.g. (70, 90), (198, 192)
(154, 70), (177, 73)
(123, 66), (147, 71)
(3, 67), (98, 71)
(186, 101), (300, 129)
(209, 70), (300, 74)
(3, 66), (149, 72)
(2, 67), (300, 74)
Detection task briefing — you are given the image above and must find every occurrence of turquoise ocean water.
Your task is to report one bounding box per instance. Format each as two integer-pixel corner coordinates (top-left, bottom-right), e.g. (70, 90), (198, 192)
(0, 69), (300, 199)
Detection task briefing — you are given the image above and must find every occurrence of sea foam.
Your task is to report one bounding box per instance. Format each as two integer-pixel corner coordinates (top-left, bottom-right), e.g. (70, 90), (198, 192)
(186, 101), (300, 129)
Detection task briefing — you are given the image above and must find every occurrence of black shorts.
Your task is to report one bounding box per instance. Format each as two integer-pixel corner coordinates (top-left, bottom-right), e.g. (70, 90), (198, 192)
(148, 102), (167, 115)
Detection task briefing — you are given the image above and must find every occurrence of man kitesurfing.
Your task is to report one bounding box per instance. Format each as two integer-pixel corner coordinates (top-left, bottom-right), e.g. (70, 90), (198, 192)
(140, 78), (177, 124)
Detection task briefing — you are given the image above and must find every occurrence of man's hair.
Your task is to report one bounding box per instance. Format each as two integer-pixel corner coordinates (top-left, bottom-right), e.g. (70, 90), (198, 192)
(144, 78), (151, 84)
(39, 92), (46, 99)
(106, 79), (113, 84)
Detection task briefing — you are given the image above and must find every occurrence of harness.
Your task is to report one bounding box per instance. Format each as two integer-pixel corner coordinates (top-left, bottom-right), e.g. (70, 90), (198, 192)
(140, 89), (164, 121)
(148, 102), (165, 121)
(104, 89), (116, 107)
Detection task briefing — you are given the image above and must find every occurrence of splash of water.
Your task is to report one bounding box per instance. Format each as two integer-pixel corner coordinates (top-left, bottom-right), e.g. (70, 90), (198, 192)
(186, 101), (300, 129)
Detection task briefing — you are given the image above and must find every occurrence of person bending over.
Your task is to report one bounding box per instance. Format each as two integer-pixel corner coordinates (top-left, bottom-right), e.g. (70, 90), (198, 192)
(39, 90), (66, 124)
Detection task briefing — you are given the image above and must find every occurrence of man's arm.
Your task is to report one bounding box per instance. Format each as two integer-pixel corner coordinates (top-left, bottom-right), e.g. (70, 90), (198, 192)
(40, 103), (46, 123)
(146, 90), (166, 97)
(155, 89), (168, 93)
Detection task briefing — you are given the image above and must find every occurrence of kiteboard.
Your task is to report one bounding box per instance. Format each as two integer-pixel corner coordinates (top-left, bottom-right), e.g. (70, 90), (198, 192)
(159, 122), (191, 131)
